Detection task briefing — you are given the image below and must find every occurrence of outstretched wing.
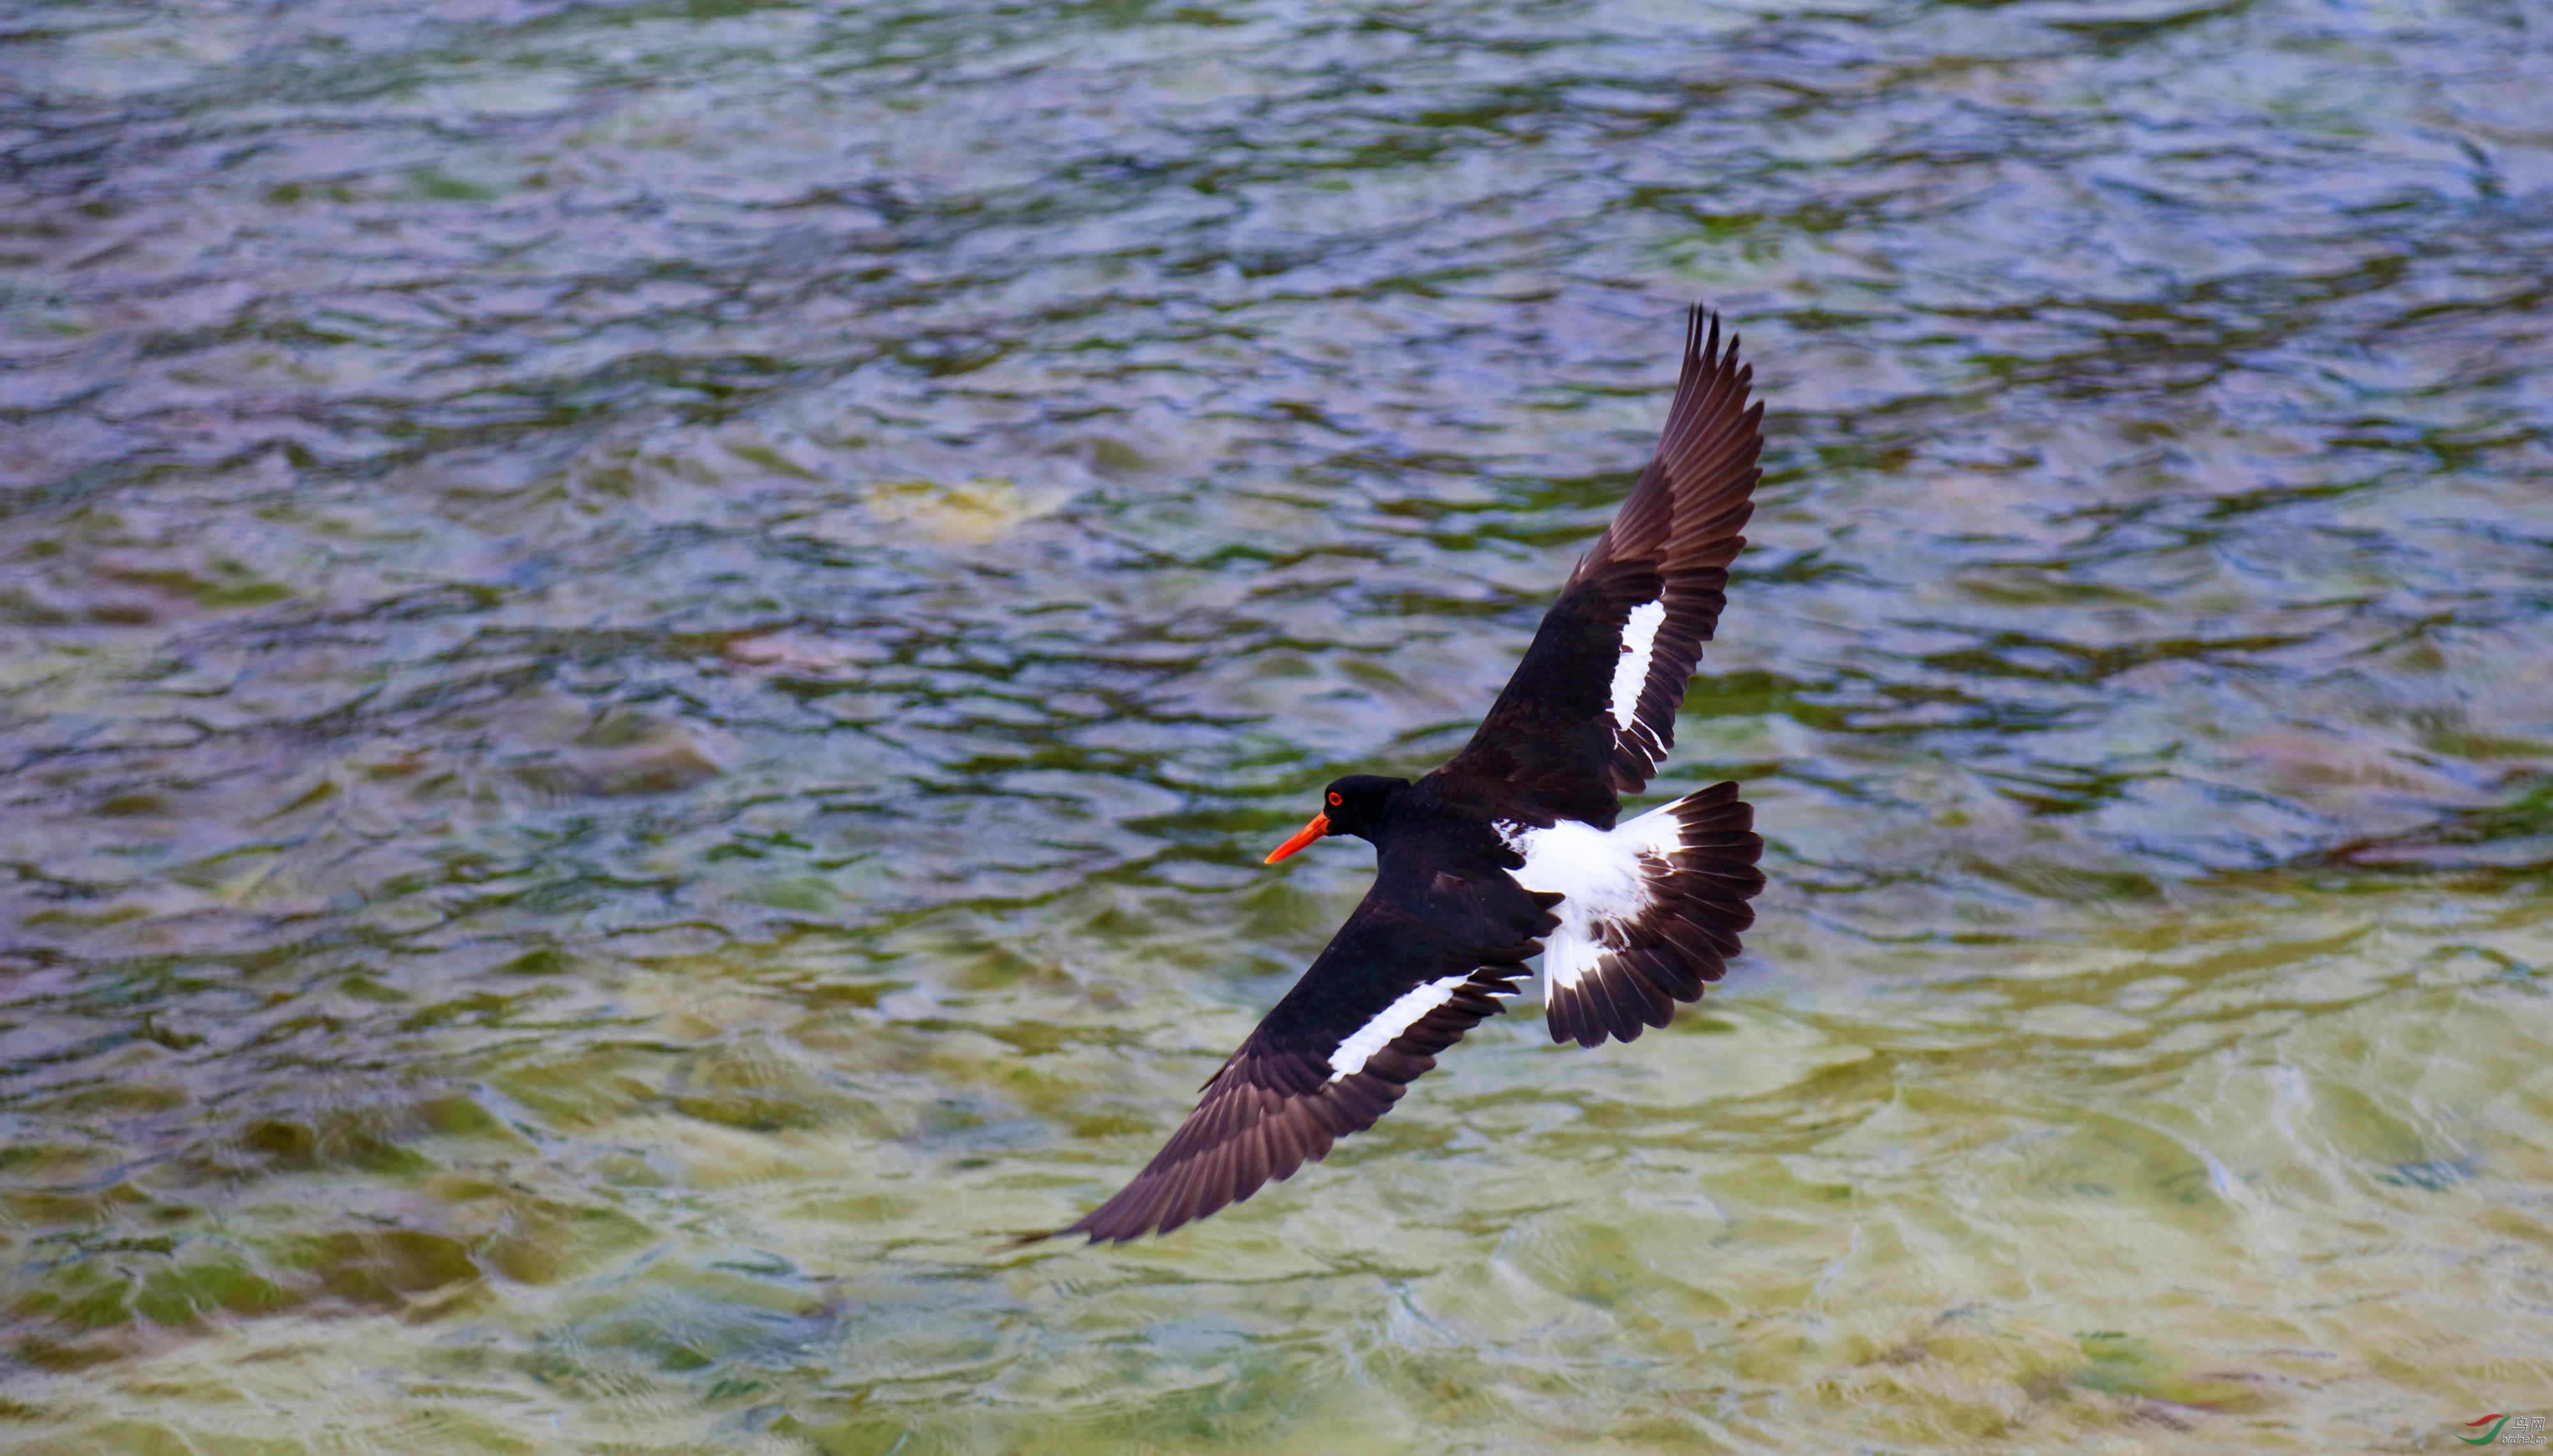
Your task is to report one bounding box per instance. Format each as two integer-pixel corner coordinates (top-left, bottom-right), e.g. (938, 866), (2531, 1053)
(1443, 307), (1763, 827)
(1038, 845), (1559, 1244)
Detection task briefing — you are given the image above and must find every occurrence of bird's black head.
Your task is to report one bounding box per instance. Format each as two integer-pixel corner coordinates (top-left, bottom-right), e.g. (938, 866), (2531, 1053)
(1264, 774), (1409, 864)
(1317, 774), (1407, 840)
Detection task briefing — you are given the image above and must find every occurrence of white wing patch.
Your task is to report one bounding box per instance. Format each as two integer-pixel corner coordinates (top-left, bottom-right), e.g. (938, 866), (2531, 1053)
(1328, 974), (1473, 1080)
(1608, 600), (1667, 732)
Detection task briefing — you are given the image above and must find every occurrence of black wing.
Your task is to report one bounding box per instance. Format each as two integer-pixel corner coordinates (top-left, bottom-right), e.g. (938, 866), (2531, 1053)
(1442, 307), (1763, 826)
(1038, 843), (1560, 1244)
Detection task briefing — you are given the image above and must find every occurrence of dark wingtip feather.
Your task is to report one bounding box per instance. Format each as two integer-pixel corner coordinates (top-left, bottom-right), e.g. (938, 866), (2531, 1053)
(1050, 965), (1527, 1241)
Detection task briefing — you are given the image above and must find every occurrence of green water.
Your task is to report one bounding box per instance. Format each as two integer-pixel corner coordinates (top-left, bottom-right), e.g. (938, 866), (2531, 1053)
(3, 0), (2550, 1450)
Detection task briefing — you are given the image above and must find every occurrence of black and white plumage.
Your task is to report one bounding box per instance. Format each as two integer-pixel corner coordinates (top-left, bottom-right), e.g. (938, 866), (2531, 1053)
(1496, 780), (1760, 1049)
(1036, 308), (1767, 1244)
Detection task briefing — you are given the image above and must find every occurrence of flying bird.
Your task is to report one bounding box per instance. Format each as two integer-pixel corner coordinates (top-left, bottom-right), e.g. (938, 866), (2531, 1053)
(1041, 307), (1767, 1243)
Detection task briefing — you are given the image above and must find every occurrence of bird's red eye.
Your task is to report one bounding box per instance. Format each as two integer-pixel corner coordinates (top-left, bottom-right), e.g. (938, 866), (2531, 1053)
(1328, 791), (1343, 806)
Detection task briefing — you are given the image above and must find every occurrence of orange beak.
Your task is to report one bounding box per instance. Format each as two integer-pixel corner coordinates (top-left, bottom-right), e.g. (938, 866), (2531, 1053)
(1263, 812), (1330, 865)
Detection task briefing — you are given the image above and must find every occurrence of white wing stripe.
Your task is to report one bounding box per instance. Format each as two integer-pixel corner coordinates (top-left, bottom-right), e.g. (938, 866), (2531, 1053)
(1608, 600), (1667, 732)
(1328, 974), (1473, 1080)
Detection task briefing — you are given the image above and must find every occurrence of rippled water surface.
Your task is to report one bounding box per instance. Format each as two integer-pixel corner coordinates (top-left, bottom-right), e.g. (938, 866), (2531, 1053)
(4, 0), (2552, 1449)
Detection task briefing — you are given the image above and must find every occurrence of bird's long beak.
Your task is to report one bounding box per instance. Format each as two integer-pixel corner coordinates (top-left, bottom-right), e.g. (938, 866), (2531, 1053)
(1263, 813), (1330, 865)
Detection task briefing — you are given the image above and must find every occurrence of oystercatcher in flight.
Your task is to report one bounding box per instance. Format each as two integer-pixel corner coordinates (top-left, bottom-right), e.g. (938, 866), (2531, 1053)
(1040, 307), (1767, 1243)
